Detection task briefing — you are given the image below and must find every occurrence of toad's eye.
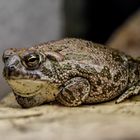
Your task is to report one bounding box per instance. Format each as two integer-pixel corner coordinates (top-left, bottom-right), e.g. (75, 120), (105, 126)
(22, 53), (40, 69)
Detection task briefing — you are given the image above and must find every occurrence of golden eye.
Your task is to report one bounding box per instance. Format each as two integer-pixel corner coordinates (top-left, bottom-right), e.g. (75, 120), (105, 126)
(23, 53), (40, 69)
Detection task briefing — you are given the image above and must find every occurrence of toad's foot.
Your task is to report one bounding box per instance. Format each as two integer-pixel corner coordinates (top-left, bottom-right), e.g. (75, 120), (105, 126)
(116, 82), (140, 103)
(57, 77), (90, 106)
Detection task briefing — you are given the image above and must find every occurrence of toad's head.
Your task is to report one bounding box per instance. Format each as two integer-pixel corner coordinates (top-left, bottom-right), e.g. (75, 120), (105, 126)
(2, 46), (63, 99)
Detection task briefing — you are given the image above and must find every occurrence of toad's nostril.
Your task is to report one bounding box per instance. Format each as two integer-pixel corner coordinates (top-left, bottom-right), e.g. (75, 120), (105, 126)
(3, 65), (16, 78)
(9, 66), (15, 71)
(5, 65), (16, 72)
(8, 65), (15, 71)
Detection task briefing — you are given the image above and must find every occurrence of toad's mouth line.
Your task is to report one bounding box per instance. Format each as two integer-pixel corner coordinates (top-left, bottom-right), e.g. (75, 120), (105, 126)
(3, 68), (41, 81)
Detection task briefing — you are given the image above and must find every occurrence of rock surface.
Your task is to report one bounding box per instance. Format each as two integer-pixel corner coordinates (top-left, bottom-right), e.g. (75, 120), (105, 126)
(0, 93), (140, 140)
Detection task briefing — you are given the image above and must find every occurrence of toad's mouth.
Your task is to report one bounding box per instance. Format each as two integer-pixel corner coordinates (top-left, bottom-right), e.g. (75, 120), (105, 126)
(7, 79), (45, 97)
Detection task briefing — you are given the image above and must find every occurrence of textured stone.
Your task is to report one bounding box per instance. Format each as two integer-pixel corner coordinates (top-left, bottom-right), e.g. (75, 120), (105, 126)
(0, 93), (140, 140)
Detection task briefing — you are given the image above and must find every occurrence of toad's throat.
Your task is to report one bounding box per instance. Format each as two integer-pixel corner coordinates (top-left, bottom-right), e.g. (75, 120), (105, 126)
(7, 79), (45, 97)
(7, 79), (60, 98)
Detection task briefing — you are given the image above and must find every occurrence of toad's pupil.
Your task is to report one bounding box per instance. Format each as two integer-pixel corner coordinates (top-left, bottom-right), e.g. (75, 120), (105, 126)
(28, 57), (37, 62)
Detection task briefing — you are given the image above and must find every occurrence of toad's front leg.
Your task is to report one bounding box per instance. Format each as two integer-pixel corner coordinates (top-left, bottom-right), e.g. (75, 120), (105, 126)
(56, 77), (90, 106)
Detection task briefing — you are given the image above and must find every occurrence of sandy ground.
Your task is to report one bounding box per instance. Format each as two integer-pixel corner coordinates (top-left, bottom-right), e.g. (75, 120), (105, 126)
(0, 93), (140, 140)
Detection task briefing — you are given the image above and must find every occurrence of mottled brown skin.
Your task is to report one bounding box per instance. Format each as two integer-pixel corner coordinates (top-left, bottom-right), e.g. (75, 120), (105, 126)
(2, 38), (140, 108)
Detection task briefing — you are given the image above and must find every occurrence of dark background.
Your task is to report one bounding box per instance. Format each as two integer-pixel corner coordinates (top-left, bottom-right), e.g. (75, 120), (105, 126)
(64, 0), (140, 44)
